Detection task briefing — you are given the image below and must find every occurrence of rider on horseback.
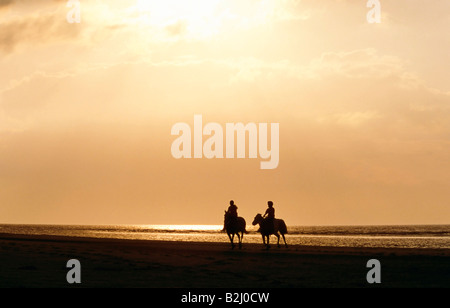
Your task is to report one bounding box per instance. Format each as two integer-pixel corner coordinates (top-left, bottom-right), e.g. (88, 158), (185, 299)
(227, 200), (238, 218)
(263, 201), (275, 234)
(223, 200), (238, 231)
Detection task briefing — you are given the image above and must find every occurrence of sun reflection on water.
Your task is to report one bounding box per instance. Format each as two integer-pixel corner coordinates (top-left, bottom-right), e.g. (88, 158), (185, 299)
(141, 225), (223, 232)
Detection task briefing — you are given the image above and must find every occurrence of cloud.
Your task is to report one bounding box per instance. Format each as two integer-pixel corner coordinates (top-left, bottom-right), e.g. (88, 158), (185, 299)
(0, 0), (13, 8)
(223, 48), (417, 91)
(0, 9), (82, 54)
(307, 49), (408, 80)
(165, 20), (188, 37)
(318, 111), (382, 127)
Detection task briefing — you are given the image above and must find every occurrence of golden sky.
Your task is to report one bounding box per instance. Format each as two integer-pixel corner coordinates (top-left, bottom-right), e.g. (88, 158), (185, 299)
(0, 0), (449, 225)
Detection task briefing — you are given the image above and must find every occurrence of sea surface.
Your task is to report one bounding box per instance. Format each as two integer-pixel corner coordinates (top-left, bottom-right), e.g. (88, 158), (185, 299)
(0, 224), (449, 249)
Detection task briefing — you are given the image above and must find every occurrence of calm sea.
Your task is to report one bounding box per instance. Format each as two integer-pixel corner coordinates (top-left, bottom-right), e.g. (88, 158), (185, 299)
(0, 224), (449, 249)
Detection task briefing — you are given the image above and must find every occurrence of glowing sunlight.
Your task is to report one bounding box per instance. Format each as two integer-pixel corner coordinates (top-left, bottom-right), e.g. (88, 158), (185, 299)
(132, 0), (223, 39)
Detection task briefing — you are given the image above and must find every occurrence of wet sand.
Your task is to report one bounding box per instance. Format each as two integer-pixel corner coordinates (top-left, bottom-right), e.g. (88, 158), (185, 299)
(0, 233), (449, 288)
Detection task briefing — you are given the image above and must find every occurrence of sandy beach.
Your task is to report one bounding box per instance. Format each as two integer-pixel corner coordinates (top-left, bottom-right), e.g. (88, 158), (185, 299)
(0, 233), (449, 288)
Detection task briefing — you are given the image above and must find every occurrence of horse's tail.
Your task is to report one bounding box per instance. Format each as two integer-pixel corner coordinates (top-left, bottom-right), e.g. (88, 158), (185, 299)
(241, 217), (248, 234)
(278, 219), (288, 234)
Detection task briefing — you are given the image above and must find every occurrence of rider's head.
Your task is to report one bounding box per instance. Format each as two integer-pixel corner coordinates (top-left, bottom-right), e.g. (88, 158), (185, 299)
(268, 201), (273, 207)
(230, 200), (234, 206)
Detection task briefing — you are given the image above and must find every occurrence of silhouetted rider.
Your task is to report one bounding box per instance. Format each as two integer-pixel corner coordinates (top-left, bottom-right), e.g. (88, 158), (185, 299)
(223, 200), (238, 231)
(227, 200), (238, 218)
(263, 201), (275, 233)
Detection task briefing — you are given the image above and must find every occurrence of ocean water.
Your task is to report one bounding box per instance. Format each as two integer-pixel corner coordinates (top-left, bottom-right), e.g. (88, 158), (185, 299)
(0, 224), (449, 249)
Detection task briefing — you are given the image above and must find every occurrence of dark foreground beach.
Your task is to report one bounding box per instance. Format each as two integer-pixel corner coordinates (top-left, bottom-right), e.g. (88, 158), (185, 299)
(0, 233), (449, 288)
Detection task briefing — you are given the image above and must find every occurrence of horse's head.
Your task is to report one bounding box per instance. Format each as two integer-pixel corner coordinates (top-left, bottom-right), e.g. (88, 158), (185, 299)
(252, 214), (263, 226)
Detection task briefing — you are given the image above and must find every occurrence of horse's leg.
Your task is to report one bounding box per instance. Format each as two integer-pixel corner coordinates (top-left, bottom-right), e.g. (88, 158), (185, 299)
(275, 232), (281, 248)
(228, 233), (235, 249)
(266, 235), (270, 250)
(282, 233), (288, 248)
(237, 233), (242, 249)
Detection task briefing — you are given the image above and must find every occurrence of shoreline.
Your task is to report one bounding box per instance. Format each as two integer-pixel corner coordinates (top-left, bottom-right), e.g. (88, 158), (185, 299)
(0, 233), (449, 288)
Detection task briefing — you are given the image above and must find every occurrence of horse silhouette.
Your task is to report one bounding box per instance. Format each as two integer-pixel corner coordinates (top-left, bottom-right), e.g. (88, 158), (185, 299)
(252, 213), (288, 249)
(224, 211), (247, 249)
